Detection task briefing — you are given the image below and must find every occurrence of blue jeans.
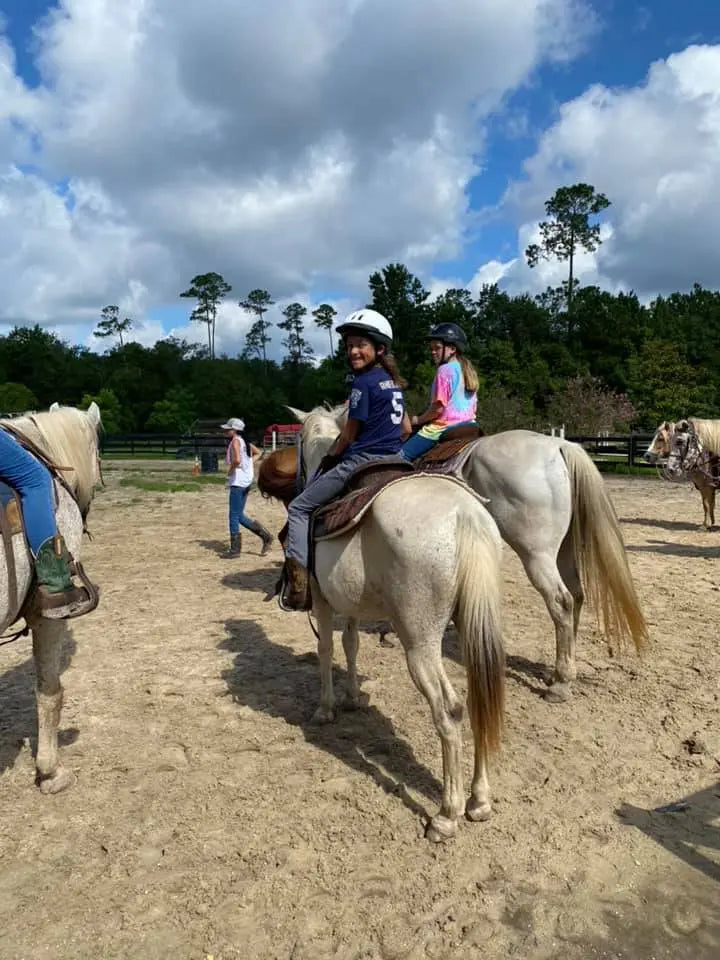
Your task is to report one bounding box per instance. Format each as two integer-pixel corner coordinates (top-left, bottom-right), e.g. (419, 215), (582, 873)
(0, 428), (56, 555)
(228, 485), (256, 537)
(401, 421), (479, 461)
(286, 451), (379, 567)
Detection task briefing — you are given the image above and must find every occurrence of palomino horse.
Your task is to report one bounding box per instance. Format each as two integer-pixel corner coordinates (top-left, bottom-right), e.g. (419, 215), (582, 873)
(0, 403), (101, 792)
(663, 418), (720, 488)
(645, 420), (720, 529)
(284, 404), (505, 841)
(260, 417), (648, 702)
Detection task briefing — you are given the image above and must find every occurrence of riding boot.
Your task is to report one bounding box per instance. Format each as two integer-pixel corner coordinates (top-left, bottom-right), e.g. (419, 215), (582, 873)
(281, 557), (312, 611)
(33, 536), (95, 620)
(223, 533), (242, 558)
(246, 519), (273, 556)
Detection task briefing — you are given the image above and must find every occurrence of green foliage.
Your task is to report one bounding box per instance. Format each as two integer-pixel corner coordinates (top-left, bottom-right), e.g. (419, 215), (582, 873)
(278, 302), (314, 365)
(180, 272), (232, 360)
(146, 387), (198, 432)
(526, 183), (610, 314)
(94, 305), (134, 348)
(312, 303), (338, 356)
(7, 254), (720, 438)
(240, 289), (274, 364)
(80, 388), (122, 433)
(0, 381), (38, 413)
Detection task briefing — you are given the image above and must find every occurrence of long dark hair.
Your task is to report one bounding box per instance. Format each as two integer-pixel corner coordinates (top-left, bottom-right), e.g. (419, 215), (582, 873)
(377, 351), (408, 389)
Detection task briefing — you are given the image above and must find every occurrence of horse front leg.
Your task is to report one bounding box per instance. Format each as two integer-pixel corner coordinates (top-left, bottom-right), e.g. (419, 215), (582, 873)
(30, 616), (74, 794)
(311, 589), (336, 723)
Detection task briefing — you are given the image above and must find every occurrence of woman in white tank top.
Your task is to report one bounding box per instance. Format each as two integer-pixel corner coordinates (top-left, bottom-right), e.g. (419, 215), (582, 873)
(221, 418), (273, 557)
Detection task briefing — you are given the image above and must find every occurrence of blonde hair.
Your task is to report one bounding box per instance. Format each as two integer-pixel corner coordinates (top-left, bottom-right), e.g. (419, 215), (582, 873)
(458, 354), (479, 394)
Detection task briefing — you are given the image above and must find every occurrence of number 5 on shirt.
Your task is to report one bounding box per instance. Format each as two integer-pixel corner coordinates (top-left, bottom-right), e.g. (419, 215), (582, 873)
(390, 391), (404, 424)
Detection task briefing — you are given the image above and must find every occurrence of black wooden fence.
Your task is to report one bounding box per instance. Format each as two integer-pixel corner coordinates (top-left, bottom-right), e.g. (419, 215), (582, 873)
(99, 432), (656, 469)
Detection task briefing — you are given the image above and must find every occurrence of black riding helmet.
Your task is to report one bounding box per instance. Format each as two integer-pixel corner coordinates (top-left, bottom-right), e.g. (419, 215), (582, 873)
(426, 322), (468, 352)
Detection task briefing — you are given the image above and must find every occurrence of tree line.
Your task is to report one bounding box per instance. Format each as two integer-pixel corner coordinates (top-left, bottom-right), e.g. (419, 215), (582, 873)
(1, 183), (718, 438)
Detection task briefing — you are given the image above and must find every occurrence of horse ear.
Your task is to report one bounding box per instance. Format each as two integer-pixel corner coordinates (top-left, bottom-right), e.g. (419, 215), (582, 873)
(677, 419), (689, 431)
(87, 401), (102, 427)
(286, 406), (308, 424)
(49, 402), (61, 412)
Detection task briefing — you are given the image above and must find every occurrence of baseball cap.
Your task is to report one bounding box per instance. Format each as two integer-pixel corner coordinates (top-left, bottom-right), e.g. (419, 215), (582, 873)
(220, 417), (245, 431)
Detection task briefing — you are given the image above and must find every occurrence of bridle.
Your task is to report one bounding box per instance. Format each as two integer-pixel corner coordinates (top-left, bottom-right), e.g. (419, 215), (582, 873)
(662, 421), (720, 486)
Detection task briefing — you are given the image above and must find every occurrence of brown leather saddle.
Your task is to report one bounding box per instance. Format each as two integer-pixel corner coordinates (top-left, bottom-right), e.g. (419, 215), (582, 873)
(313, 423), (485, 539)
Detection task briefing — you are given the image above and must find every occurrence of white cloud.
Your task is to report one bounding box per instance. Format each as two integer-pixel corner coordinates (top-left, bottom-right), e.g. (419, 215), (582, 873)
(0, 0), (591, 340)
(500, 44), (720, 297)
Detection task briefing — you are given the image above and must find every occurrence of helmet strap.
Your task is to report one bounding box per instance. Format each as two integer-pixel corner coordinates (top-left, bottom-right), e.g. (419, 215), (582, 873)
(441, 344), (456, 364)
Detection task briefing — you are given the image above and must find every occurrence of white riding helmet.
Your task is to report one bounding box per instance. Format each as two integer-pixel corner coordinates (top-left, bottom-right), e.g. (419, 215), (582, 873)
(336, 309), (393, 350)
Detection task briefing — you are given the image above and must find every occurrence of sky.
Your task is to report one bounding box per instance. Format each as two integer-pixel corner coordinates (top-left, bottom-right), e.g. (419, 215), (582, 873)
(1, 0), (719, 359)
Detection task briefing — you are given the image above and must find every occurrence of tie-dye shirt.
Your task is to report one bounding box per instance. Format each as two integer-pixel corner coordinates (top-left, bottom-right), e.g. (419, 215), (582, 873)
(417, 359), (477, 440)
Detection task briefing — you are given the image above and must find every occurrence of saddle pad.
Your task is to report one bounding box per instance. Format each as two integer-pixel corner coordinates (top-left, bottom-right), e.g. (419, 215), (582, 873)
(313, 472), (488, 542)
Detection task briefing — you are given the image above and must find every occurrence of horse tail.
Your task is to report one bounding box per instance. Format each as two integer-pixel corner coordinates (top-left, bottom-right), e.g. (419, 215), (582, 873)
(560, 442), (648, 654)
(453, 502), (505, 763)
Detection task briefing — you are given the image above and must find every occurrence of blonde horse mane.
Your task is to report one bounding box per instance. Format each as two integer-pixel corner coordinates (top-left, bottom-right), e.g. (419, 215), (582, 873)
(691, 419), (720, 455)
(1, 407), (101, 515)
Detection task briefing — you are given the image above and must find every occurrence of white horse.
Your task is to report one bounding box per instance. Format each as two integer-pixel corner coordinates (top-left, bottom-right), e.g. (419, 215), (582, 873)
(455, 430), (647, 700)
(0, 403), (101, 792)
(263, 414), (648, 702)
(287, 405), (506, 841)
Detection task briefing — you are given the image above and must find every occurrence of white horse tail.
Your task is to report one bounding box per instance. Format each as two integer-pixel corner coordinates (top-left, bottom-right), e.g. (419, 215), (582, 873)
(453, 504), (505, 761)
(560, 442), (648, 654)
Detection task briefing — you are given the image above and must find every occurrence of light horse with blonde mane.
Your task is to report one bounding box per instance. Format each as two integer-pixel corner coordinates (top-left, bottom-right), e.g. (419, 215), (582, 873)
(645, 419), (720, 529)
(261, 416), (648, 702)
(662, 418), (720, 493)
(0, 403), (101, 793)
(284, 404), (505, 841)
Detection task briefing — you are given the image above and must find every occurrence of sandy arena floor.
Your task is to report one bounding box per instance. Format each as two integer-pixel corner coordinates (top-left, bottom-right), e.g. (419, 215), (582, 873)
(0, 465), (718, 959)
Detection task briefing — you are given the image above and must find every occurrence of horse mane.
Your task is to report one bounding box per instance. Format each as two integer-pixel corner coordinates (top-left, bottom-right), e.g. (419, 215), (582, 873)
(692, 419), (720, 455)
(257, 447), (298, 504)
(1, 408), (100, 515)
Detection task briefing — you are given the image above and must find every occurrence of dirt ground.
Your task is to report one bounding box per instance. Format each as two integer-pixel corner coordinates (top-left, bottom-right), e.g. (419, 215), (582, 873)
(1, 464), (719, 960)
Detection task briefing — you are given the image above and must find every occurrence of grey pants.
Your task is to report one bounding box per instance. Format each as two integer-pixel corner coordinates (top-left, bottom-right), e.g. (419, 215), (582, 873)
(286, 451), (381, 567)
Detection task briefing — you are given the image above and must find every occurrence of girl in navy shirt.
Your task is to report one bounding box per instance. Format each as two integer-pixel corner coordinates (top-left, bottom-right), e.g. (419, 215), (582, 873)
(282, 309), (409, 610)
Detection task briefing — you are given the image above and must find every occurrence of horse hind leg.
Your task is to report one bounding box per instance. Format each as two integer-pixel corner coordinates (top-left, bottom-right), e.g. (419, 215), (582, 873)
(520, 550), (577, 703)
(30, 616), (74, 794)
(341, 618), (362, 708)
(402, 640), (465, 841)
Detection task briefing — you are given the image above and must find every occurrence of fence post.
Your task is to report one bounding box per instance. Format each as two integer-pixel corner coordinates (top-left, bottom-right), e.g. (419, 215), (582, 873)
(628, 434), (635, 467)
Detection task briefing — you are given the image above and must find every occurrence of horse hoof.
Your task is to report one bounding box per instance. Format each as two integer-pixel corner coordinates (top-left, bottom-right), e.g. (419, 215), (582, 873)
(465, 799), (492, 822)
(311, 706), (336, 724)
(38, 767), (75, 794)
(544, 682), (571, 703)
(425, 815), (458, 842)
(342, 692), (368, 711)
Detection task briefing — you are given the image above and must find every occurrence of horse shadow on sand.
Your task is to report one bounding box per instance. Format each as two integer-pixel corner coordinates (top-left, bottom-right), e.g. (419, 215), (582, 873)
(619, 516), (706, 533)
(0, 633), (78, 779)
(223, 563), (555, 700)
(627, 540), (720, 559)
(220, 617), (442, 821)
